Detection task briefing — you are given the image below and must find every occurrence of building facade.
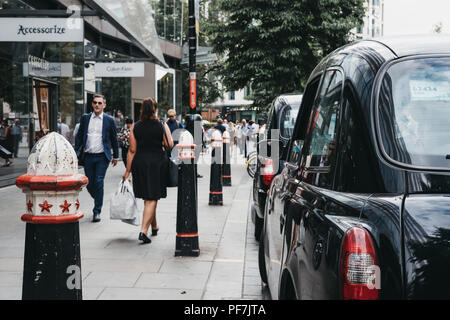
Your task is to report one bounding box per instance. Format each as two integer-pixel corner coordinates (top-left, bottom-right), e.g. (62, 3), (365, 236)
(354, 0), (384, 39)
(210, 86), (256, 123)
(0, 0), (182, 186)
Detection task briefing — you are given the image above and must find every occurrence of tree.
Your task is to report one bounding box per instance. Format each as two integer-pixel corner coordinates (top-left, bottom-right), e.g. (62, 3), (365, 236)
(205, 0), (366, 111)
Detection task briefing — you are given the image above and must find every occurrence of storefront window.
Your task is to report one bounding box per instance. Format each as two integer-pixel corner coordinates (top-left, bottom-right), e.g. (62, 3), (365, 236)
(100, 77), (132, 131)
(156, 66), (175, 118)
(0, 40), (83, 183)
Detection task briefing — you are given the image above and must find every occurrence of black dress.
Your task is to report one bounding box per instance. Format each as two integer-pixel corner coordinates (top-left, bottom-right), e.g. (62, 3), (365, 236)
(131, 120), (168, 200)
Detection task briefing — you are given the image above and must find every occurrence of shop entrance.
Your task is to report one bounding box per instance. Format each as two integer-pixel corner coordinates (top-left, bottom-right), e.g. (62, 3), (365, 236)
(133, 101), (142, 122)
(31, 79), (58, 145)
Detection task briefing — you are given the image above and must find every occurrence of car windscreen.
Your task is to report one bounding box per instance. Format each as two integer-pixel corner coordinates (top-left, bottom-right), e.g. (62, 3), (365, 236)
(377, 57), (450, 169)
(279, 102), (301, 139)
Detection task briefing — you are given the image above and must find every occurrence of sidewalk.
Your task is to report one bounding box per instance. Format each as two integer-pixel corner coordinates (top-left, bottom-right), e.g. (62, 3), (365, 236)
(0, 149), (269, 300)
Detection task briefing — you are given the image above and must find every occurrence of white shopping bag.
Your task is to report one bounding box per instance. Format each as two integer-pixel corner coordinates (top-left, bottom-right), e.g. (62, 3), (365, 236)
(110, 179), (139, 225)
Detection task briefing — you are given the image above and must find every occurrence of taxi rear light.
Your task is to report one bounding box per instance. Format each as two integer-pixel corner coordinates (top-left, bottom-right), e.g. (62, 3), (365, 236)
(262, 158), (275, 186)
(340, 227), (380, 300)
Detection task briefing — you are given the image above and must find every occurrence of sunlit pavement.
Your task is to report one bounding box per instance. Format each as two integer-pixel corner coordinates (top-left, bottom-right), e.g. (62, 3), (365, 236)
(0, 148), (270, 300)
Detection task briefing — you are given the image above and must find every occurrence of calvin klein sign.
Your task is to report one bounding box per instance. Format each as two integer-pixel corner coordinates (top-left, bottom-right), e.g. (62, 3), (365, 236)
(0, 18), (84, 42)
(95, 63), (145, 77)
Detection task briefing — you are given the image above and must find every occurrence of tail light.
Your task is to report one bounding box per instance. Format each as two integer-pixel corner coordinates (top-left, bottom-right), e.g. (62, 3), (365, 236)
(261, 158), (275, 186)
(340, 227), (380, 300)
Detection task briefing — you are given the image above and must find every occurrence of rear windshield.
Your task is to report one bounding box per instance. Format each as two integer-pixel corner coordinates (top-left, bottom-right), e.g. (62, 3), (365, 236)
(378, 57), (450, 169)
(279, 103), (301, 139)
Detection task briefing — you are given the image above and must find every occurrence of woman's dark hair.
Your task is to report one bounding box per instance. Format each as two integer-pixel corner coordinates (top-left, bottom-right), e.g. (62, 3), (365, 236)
(140, 98), (157, 121)
(125, 118), (133, 124)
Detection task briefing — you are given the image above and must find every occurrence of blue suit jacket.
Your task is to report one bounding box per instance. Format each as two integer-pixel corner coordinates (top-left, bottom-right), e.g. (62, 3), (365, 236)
(75, 113), (119, 162)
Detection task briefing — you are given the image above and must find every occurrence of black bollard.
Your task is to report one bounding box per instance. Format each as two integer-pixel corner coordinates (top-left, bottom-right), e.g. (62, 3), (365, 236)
(16, 132), (88, 300)
(222, 131), (232, 186)
(209, 130), (223, 205)
(175, 130), (200, 256)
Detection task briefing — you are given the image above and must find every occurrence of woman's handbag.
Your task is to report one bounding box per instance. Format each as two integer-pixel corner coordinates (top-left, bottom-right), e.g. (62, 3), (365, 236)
(161, 121), (178, 187)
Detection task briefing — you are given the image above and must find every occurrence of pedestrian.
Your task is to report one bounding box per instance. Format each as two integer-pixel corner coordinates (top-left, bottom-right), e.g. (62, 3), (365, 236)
(227, 121), (236, 155)
(214, 118), (226, 134)
(72, 122), (80, 146)
(166, 109), (183, 133)
(115, 110), (125, 131)
(166, 108), (183, 146)
(0, 120), (13, 167)
(75, 94), (119, 223)
(246, 120), (259, 155)
(241, 119), (248, 157)
(122, 98), (173, 244)
(10, 119), (23, 158)
(57, 118), (70, 141)
(235, 121), (243, 155)
(118, 118), (133, 168)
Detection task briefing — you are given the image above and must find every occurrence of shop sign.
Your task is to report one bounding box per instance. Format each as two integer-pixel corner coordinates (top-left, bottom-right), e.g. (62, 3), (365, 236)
(23, 55), (73, 77)
(0, 18), (84, 42)
(189, 72), (196, 109)
(95, 63), (145, 77)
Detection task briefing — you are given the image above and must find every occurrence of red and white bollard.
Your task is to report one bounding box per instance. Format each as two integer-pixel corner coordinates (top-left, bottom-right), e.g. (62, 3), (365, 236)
(209, 130), (223, 205)
(175, 131), (200, 256)
(222, 131), (232, 186)
(16, 132), (88, 300)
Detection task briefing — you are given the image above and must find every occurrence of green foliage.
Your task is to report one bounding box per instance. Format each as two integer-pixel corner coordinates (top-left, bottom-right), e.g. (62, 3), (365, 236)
(205, 0), (366, 111)
(181, 64), (223, 110)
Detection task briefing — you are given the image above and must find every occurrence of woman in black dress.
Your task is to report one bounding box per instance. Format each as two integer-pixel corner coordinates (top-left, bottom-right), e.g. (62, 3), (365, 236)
(123, 98), (173, 244)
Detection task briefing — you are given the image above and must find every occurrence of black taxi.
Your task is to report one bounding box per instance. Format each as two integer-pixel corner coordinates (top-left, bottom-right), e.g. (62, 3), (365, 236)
(259, 36), (450, 299)
(250, 93), (302, 240)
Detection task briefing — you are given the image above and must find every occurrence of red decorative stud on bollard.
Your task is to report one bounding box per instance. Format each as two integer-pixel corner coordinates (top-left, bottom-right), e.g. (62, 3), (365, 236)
(175, 131), (200, 257)
(209, 130), (223, 205)
(16, 132), (88, 300)
(222, 131), (232, 186)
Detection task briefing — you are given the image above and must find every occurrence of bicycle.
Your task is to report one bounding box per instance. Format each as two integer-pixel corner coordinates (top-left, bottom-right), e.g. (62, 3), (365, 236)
(246, 151), (258, 178)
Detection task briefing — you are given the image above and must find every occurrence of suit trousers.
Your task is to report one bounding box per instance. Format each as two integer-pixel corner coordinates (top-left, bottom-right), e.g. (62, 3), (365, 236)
(84, 153), (110, 215)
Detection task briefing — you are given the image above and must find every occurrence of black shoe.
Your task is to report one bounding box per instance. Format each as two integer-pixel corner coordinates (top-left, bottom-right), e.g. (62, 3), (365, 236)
(92, 213), (101, 222)
(139, 232), (151, 244)
(151, 228), (159, 236)
(197, 174), (203, 178)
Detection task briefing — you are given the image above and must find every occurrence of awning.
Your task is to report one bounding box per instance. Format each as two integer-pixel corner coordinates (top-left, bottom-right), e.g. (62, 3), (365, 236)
(82, 0), (168, 67)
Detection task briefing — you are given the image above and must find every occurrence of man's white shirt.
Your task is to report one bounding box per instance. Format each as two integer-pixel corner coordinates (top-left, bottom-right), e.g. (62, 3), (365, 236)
(84, 112), (104, 154)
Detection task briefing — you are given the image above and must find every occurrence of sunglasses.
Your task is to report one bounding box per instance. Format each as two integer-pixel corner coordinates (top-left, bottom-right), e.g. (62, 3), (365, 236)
(92, 101), (103, 105)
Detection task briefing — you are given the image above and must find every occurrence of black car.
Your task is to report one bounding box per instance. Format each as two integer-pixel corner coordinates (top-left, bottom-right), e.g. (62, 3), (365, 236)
(251, 93), (302, 240)
(259, 36), (450, 300)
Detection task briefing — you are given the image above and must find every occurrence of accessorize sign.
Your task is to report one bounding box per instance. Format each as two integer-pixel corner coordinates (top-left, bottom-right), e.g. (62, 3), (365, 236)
(0, 18), (84, 42)
(95, 63), (145, 77)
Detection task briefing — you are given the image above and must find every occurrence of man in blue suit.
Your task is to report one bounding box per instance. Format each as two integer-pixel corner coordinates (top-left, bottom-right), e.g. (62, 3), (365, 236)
(75, 94), (119, 222)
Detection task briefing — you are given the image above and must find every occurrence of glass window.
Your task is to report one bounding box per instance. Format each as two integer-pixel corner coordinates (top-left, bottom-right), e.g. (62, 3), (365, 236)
(306, 70), (342, 168)
(150, 0), (183, 45)
(156, 68), (174, 118)
(279, 105), (300, 140)
(378, 57), (450, 169)
(228, 91), (235, 100)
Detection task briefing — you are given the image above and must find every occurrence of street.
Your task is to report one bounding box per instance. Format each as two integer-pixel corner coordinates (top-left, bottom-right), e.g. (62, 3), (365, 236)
(0, 150), (269, 300)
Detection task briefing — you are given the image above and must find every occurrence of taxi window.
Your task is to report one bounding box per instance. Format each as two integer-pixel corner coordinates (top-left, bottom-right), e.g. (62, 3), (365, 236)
(305, 69), (342, 168)
(378, 57), (450, 169)
(279, 104), (300, 139)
